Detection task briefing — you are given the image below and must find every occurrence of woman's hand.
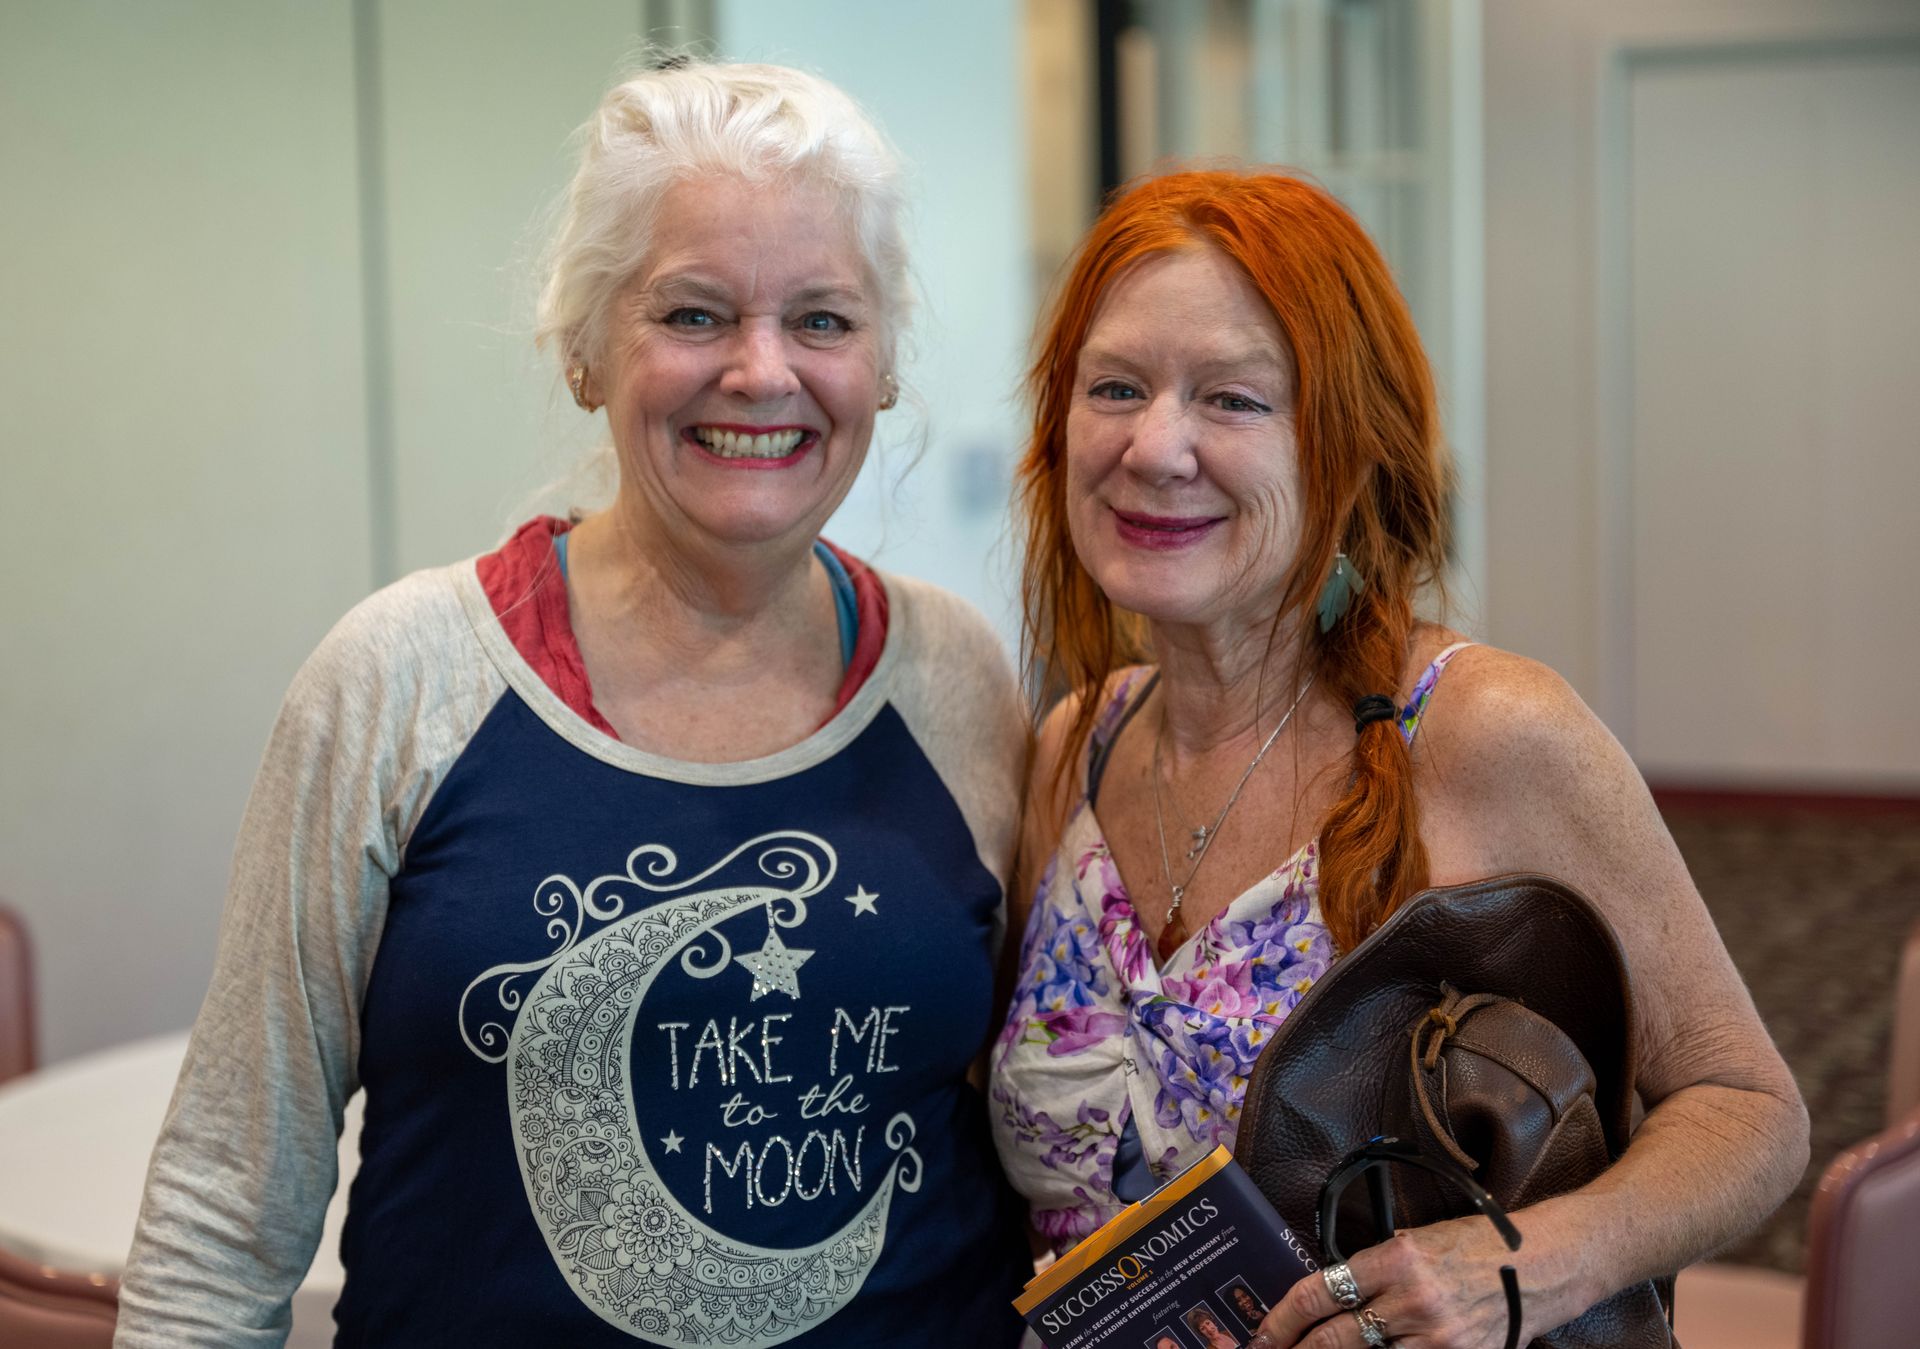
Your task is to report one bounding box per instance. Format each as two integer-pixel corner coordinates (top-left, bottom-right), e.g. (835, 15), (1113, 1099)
(1249, 1213), (1574, 1349)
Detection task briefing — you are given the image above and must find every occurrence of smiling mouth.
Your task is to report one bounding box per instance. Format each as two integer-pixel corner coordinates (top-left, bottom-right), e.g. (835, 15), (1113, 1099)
(687, 426), (812, 459)
(1111, 507), (1224, 550)
(1114, 509), (1220, 532)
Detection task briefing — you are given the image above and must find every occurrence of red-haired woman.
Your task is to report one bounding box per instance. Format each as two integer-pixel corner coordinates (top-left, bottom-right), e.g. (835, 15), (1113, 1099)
(988, 172), (1807, 1348)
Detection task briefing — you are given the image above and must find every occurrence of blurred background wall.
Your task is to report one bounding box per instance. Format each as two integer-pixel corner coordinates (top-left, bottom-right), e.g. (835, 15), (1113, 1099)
(1, 0), (1915, 1132)
(1484, 0), (1920, 785)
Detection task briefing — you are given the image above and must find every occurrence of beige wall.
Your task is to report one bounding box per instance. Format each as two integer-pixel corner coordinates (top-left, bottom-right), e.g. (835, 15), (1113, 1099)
(1, 1), (377, 1064)
(1626, 52), (1920, 784)
(377, 2), (646, 577)
(1482, 0), (1920, 783)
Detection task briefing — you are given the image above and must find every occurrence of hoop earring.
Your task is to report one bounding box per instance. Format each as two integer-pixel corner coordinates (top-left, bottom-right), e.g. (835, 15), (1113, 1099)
(877, 372), (899, 411)
(1316, 550), (1365, 632)
(567, 363), (599, 413)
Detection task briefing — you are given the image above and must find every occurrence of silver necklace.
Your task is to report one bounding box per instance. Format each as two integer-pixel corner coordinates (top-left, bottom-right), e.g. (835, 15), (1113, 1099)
(1151, 674), (1316, 954)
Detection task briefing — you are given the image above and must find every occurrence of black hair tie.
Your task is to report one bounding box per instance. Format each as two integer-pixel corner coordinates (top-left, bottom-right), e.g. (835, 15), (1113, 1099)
(1352, 694), (1397, 735)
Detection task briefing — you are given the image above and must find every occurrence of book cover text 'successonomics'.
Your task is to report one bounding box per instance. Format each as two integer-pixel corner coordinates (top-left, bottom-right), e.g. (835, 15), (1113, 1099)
(1015, 1147), (1317, 1349)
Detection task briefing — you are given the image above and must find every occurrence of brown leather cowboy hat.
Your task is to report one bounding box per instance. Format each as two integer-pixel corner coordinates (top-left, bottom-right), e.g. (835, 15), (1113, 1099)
(1233, 872), (1640, 1247)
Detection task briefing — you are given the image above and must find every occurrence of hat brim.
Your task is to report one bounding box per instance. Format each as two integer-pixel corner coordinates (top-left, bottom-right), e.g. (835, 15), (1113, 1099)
(1233, 873), (1638, 1246)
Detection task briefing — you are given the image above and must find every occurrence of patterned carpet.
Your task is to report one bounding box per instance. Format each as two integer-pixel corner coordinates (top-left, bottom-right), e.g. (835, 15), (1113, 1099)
(1662, 804), (1920, 1273)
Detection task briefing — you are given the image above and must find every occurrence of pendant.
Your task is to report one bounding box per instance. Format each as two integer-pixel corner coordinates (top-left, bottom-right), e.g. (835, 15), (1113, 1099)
(1187, 825), (1209, 860)
(1156, 911), (1189, 964)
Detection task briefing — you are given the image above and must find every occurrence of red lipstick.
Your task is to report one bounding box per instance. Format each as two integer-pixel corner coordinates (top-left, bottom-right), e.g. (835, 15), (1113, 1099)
(1111, 508), (1222, 550)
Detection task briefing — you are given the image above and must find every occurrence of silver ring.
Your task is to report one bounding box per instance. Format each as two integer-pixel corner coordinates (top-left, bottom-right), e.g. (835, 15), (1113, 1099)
(1353, 1306), (1391, 1348)
(1321, 1261), (1363, 1310)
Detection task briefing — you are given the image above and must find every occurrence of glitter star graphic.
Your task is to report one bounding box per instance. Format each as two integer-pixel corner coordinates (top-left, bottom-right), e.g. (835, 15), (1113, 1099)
(661, 1131), (684, 1154)
(844, 885), (879, 917)
(737, 926), (814, 1000)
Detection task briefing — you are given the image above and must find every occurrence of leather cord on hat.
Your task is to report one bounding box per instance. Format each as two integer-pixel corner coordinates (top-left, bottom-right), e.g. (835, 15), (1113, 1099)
(1410, 984), (1501, 1173)
(1352, 693), (1397, 734)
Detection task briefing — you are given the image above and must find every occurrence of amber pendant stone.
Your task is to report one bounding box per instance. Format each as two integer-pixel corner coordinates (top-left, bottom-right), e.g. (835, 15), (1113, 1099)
(1155, 912), (1189, 964)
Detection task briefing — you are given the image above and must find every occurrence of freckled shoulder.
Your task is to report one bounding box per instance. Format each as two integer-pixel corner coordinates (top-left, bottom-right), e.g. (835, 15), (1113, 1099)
(1403, 639), (1686, 920)
(1398, 639), (1800, 1118)
(1404, 641), (1606, 814)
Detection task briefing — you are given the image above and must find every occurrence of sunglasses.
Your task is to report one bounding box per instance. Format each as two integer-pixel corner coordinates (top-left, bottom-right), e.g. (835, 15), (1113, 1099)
(1316, 1137), (1524, 1349)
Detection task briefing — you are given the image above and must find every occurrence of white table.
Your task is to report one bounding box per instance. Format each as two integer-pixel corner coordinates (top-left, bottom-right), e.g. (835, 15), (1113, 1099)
(0, 1032), (361, 1348)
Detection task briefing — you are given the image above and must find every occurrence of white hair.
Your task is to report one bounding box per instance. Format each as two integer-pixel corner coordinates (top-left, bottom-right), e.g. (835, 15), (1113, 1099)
(536, 58), (914, 373)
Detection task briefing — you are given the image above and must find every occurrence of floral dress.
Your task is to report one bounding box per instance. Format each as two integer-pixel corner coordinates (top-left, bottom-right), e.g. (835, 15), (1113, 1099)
(988, 644), (1473, 1250)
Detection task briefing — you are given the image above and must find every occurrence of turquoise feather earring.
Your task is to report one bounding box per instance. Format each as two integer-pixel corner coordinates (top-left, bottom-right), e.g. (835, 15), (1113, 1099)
(1316, 551), (1364, 632)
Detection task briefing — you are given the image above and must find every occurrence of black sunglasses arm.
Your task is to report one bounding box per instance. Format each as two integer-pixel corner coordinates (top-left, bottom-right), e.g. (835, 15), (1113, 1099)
(1315, 1140), (1525, 1349)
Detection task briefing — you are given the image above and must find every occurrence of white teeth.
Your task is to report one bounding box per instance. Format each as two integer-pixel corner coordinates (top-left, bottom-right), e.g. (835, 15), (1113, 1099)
(693, 428), (806, 458)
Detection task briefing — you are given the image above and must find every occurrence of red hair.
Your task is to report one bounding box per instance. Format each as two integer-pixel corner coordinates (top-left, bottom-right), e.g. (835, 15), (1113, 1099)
(1016, 171), (1451, 952)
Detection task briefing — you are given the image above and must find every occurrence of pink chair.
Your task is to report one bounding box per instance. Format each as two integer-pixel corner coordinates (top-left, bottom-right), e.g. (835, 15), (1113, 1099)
(0, 1246), (117, 1348)
(0, 907), (118, 1345)
(0, 902), (35, 1085)
(1887, 917), (1920, 1127)
(1801, 1105), (1920, 1349)
(1675, 914), (1920, 1347)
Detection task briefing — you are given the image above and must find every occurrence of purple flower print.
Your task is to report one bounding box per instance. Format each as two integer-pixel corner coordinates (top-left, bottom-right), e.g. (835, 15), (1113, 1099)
(996, 879), (1113, 1059)
(1271, 918), (1332, 965)
(1013, 854), (1063, 965)
(1179, 898), (1334, 1021)
(1075, 841), (1124, 896)
(1033, 904), (1106, 1008)
(1161, 963), (1262, 1019)
(1078, 842), (1151, 985)
(992, 724), (1369, 1245)
(1229, 1019), (1277, 1063)
(1034, 1187), (1121, 1249)
(993, 1079), (1129, 1247)
(1037, 1006), (1128, 1056)
(1218, 891), (1313, 954)
(1098, 914), (1150, 987)
(1134, 981), (1300, 1149)
(1151, 1039), (1236, 1143)
(1137, 1001), (1231, 1135)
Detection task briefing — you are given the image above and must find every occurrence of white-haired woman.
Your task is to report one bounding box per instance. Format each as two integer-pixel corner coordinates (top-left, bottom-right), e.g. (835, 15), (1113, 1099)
(116, 60), (1031, 1347)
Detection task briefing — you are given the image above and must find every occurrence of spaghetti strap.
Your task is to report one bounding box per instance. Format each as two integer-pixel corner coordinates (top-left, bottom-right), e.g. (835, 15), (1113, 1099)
(1399, 641), (1476, 745)
(1086, 670), (1159, 808)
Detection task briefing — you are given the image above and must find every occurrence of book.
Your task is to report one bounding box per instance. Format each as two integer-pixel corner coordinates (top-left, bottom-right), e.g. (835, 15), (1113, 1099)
(1014, 1147), (1318, 1348)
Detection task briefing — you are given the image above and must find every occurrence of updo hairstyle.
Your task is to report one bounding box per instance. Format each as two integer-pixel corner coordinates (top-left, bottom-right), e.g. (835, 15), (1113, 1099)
(536, 59), (914, 377)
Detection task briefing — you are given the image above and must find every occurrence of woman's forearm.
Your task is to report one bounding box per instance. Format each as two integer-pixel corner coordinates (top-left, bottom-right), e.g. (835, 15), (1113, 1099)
(1514, 1079), (1809, 1326)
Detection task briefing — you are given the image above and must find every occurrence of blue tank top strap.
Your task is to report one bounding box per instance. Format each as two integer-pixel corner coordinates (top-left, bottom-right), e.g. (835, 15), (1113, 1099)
(812, 540), (859, 668)
(1398, 640), (1477, 745)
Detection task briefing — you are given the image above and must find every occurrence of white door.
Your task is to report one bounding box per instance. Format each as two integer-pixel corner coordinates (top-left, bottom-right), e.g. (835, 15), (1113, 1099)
(1627, 48), (1920, 787)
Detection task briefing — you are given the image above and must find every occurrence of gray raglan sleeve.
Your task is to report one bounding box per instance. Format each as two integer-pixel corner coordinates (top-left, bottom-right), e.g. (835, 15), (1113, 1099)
(113, 574), (475, 1347)
(881, 576), (1028, 944)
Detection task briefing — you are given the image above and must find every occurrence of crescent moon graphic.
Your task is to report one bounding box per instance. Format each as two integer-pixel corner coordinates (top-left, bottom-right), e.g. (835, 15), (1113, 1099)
(459, 832), (923, 1345)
